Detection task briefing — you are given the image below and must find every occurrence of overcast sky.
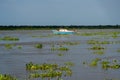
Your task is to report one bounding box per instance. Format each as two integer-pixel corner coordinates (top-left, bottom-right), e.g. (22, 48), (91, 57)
(0, 0), (120, 25)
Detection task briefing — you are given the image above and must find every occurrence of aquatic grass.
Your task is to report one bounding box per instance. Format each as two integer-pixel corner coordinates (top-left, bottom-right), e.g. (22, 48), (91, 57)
(58, 47), (69, 51)
(0, 36), (19, 41)
(4, 44), (13, 49)
(32, 34), (54, 38)
(51, 46), (69, 51)
(0, 74), (17, 80)
(89, 58), (101, 67)
(77, 32), (107, 36)
(35, 43), (43, 49)
(87, 40), (111, 44)
(93, 50), (104, 55)
(64, 62), (74, 67)
(117, 49), (120, 52)
(90, 45), (105, 50)
(63, 41), (80, 45)
(17, 45), (22, 49)
(57, 53), (64, 56)
(85, 58), (120, 70)
(111, 32), (119, 38)
(26, 62), (73, 79)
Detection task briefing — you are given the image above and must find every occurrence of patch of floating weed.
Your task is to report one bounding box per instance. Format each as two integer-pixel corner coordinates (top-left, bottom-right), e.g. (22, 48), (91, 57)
(63, 41), (80, 45)
(51, 46), (69, 51)
(117, 49), (120, 52)
(89, 58), (101, 67)
(93, 50), (104, 55)
(57, 53), (64, 56)
(104, 78), (120, 80)
(111, 32), (119, 38)
(17, 45), (22, 49)
(58, 47), (69, 51)
(101, 59), (120, 70)
(35, 43), (43, 49)
(4, 44), (13, 49)
(0, 74), (17, 80)
(0, 36), (19, 41)
(64, 62), (74, 67)
(32, 34), (54, 38)
(85, 58), (120, 70)
(26, 62), (73, 79)
(90, 45), (105, 50)
(87, 40), (111, 44)
(77, 32), (107, 36)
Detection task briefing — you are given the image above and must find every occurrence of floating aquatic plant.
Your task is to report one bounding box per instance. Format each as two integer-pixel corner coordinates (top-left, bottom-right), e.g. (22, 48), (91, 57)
(87, 40), (111, 44)
(35, 43), (43, 49)
(26, 62), (73, 79)
(0, 36), (19, 41)
(85, 58), (120, 70)
(57, 53), (64, 56)
(117, 49), (120, 52)
(93, 50), (104, 55)
(64, 62), (74, 67)
(51, 46), (69, 51)
(17, 45), (22, 49)
(89, 58), (101, 67)
(0, 74), (17, 80)
(4, 44), (13, 49)
(63, 41), (80, 45)
(90, 45), (105, 50)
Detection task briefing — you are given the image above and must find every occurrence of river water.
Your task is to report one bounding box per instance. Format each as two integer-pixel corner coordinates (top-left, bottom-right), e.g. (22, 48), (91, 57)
(0, 29), (120, 80)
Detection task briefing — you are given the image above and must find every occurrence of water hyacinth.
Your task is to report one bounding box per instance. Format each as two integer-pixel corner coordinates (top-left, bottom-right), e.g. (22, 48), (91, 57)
(86, 58), (120, 70)
(0, 36), (19, 41)
(51, 46), (69, 51)
(35, 43), (43, 49)
(4, 44), (13, 49)
(0, 74), (17, 80)
(26, 62), (73, 79)
(87, 40), (111, 44)
(90, 45), (105, 50)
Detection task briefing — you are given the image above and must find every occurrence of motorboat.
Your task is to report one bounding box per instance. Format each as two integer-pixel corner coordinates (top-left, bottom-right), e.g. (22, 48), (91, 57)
(52, 29), (75, 34)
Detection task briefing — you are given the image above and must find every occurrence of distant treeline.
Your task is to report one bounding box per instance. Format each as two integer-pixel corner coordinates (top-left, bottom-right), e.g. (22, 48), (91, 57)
(0, 25), (120, 30)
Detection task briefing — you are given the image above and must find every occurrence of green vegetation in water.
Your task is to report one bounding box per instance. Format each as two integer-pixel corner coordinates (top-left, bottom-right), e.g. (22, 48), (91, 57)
(51, 46), (69, 51)
(32, 34), (54, 38)
(17, 45), (22, 49)
(0, 36), (19, 41)
(0, 74), (17, 80)
(90, 45), (105, 50)
(26, 62), (73, 79)
(57, 53), (64, 56)
(117, 49), (120, 52)
(89, 58), (101, 67)
(85, 58), (120, 70)
(111, 32), (119, 38)
(63, 41), (80, 45)
(77, 32), (107, 36)
(93, 50), (104, 55)
(87, 40), (111, 44)
(64, 62), (74, 67)
(4, 44), (22, 49)
(4, 44), (13, 49)
(101, 59), (120, 70)
(35, 43), (43, 49)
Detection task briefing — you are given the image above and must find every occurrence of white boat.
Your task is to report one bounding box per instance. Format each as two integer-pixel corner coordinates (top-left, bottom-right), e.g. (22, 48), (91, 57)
(52, 29), (75, 34)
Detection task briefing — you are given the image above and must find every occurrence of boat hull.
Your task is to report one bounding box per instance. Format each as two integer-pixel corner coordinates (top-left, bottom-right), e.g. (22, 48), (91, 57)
(52, 30), (74, 34)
